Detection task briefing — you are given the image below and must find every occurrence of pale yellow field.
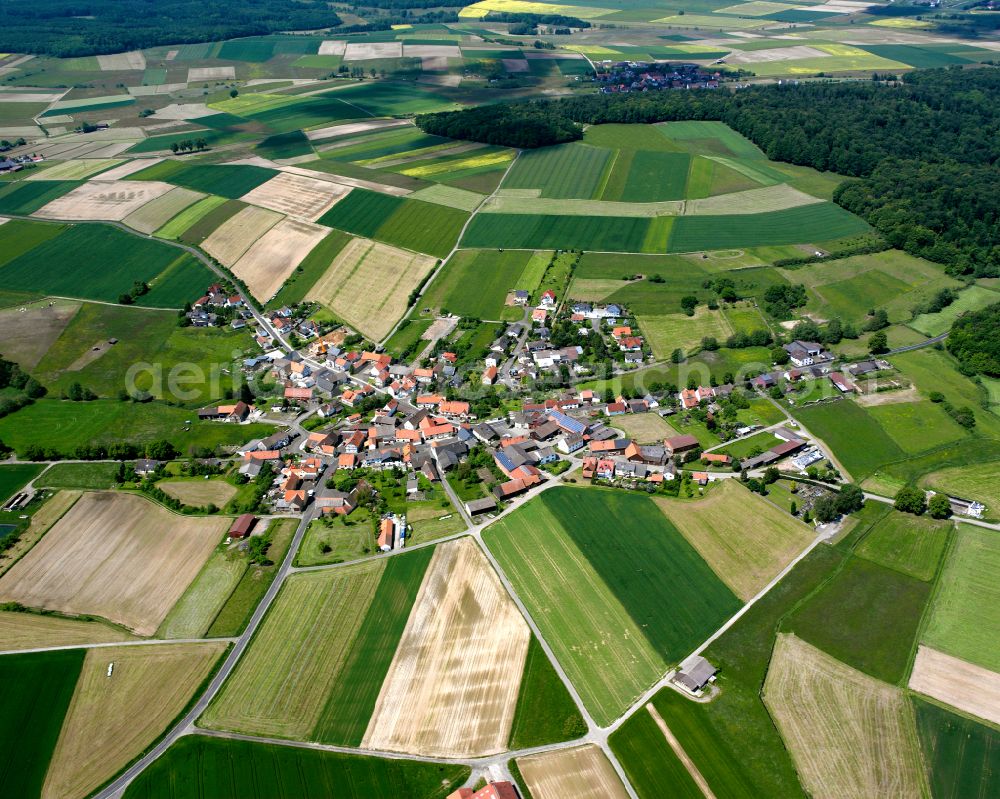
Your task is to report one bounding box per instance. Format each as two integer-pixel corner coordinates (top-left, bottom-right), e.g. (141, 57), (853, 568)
(517, 745), (631, 799)
(909, 645), (1000, 727)
(318, 40), (347, 56)
(96, 51), (146, 70)
(363, 537), (530, 758)
(763, 634), (929, 799)
(43, 642), (226, 799)
(685, 184), (823, 215)
(460, 0), (614, 19)
(122, 186), (205, 234)
(344, 41), (403, 60)
(240, 172), (351, 220)
(33, 180), (175, 221)
(91, 157), (164, 181)
(306, 236), (436, 340)
(0, 299), (80, 370)
(0, 610), (136, 652)
(188, 66), (235, 81)
(158, 478), (237, 507)
(156, 549), (246, 639)
(655, 480), (814, 601)
(25, 158), (123, 181)
(201, 205), (283, 267)
(201, 561), (385, 738)
(0, 492), (227, 635)
(610, 412), (677, 444)
(232, 217), (329, 301)
(0, 490), (80, 578)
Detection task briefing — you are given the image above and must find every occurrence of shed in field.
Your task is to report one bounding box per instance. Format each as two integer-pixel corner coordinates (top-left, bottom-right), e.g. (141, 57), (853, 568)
(229, 513), (257, 539)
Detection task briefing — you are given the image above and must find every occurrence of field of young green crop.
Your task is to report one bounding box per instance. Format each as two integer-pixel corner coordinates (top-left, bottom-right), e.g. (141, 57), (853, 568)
(462, 212), (672, 253)
(508, 636), (587, 750)
(122, 735), (469, 799)
(914, 698), (1000, 799)
(785, 556), (931, 685)
(0, 180), (83, 215)
(268, 229), (352, 309)
(503, 141), (613, 199)
(0, 649), (84, 797)
(867, 400), (970, 455)
(255, 130), (313, 160)
(33, 461), (119, 490)
(609, 706), (703, 799)
(132, 162), (277, 199)
(422, 249), (545, 319)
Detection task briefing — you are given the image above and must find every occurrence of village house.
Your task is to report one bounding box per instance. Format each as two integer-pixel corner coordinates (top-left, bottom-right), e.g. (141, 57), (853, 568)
(784, 340), (831, 368)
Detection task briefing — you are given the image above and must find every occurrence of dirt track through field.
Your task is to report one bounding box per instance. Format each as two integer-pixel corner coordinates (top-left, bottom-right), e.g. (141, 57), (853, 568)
(362, 537), (530, 757)
(764, 633), (929, 799)
(0, 492), (226, 635)
(646, 704), (717, 799)
(518, 744), (631, 799)
(909, 645), (1000, 727)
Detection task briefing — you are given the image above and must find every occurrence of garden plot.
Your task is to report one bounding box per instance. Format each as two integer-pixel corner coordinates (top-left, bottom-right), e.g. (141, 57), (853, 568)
(96, 51), (146, 70)
(909, 646), (1000, 728)
(0, 492), (227, 635)
(122, 186), (204, 234)
(318, 40), (347, 56)
(33, 180), (174, 221)
(240, 172), (350, 221)
(187, 66), (236, 81)
(362, 537), (530, 758)
(764, 634), (929, 799)
(42, 642), (225, 799)
(306, 236), (436, 341)
(201, 205), (283, 267)
(517, 745), (630, 799)
(344, 42), (403, 60)
(232, 217), (329, 301)
(25, 159), (122, 181)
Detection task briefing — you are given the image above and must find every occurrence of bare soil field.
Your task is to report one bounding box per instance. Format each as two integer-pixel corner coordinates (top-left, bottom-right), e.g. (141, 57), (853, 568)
(43, 641), (226, 799)
(403, 44), (462, 58)
(122, 186), (204, 234)
(318, 40), (347, 55)
(655, 480), (813, 601)
(0, 299), (80, 370)
(909, 645), (1000, 727)
(728, 45), (830, 63)
(240, 172), (351, 221)
(855, 386), (920, 407)
(763, 633), (929, 799)
(33, 180), (174, 221)
(611, 412), (676, 443)
(201, 205), (283, 267)
(0, 492), (227, 635)
(96, 51), (146, 70)
(0, 490), (80, 578)
(232, 216), (329, 301)
(158, 478), (237, 507)
(306, 236), (436, 340)
(344, 42), (403, 60)
(0, 610), (135, 652)
(517, 744), (631, 799)
(362, 537), (530, 758)
(188, 66), (235, 81)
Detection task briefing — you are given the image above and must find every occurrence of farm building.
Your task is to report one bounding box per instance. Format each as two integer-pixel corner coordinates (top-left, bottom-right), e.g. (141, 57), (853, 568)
(664, 434), (700, 457)
(229, 513), (257, 539)
(467, 497), (498, 516)
(448, 781), (519, 799)
(673, 655), (718, 695)
(378, 513), (407, 552)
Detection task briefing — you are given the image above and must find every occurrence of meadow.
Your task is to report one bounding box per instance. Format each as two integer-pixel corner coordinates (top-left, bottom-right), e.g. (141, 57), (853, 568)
(121, 735), (470, 799)
(157, 546), (247, 638)
(867, 400), (969, 455)
(0, 610), (135, 651)
(421, 248), (547, 319)
(502, 141), (612, 199)
(785, 555), (931, 685)
(910, 284), (1000, 337)
(508, 636), (587, 749)
(855, 510), (951, 582)
(0, 463), (44, 502)
(0, 649), (83, 797)
(484, 487), (740, 725)
(609, 705), (703, 799)
(639, 308), (732, 358)
(924, 460), (1000, 515)
(915, 697), (1000, 799)
(922, 524), (1000, 673)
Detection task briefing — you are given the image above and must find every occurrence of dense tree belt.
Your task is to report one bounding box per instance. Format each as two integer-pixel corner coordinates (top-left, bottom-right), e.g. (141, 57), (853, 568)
(417, 68), (1000, 276)
(0, 0), (341, 57)
(947, 302), (1000, 376)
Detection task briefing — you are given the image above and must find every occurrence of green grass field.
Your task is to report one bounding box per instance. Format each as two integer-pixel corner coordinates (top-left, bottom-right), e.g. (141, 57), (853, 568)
(785, 555), (931, 685)
(910, 284), (1000, 337)
(318, 188), (466, 258)
(659, 121), (764, 159)
(313, 547), (433, 745)
(924, 460), (1000, 517)
(638, 307), (731, 358)
(131, 162), (277, 199)
(33, 461), (118, 490)
(255, 130), (313, 160)
(0, 218), (66, 268)
(609, 706), (703, 799)
(922, 524), (1000, 672)
(422, 249), (545, 319)
(383, 319), (432, 359)
(154, 195), (228, 240)
(122, 735), (469, 799)
(462, 212), (672, 253)
(503, 141), (613, 199)
(855, 510), (950, 582)
(484, 487), (739, 725)
(0, 463), (44, 502)
(0, 649), (84, 797)
(914, 697), (1000, 799)
(508, 636), (587, 750)
(793, 399), (905, 481)
(157, 547), (248, 638)
(0, 180), (83, 215)
(331, 81), (459, 116)
(867, 400), (970, 455)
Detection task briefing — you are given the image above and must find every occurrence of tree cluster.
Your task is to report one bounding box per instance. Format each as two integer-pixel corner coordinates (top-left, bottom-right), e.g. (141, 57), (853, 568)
(946, 301), (1000, 377)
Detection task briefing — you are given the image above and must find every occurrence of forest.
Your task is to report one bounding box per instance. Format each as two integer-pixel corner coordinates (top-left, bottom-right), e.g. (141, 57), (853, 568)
(0, 0), (341, 57)
(946, 302), (1000, 377)
(416, 67), (1000, 276)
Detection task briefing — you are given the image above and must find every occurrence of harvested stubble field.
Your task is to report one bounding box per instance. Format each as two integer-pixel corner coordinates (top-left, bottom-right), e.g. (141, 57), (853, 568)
(33, 180), (175, 221)
(232, 217), (329, 301)
(655, 480), (814, 602)
(201, 204), (283, 267)
(0, 492), (227, 635)
(0, 490), (80, 578)
(240, 172), (351, 221)
(307, 236), (436, 340)
(363, 537), (530, 758)
(202, 560), (388, 739)
(922, 524), (1000, 673)
(0, 610), (135, 651)
(42, 642), (226, 799)
(909, 645), (1000, 728)
(763, 634), (929, 799)
(122, 186), (204, 234)
(517, 744), (631, 799)
(157, 478), (237, 507)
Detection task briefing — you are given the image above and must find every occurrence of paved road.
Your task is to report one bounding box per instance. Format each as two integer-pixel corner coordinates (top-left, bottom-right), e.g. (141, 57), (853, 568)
(888, 331), (947, 354)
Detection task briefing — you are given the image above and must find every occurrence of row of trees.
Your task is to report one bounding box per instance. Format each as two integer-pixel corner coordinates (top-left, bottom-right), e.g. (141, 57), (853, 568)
(169, 139), (208, 154)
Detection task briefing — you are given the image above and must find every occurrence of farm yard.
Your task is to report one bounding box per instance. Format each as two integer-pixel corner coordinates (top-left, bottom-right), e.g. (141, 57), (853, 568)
(0, 492), (227, 635)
